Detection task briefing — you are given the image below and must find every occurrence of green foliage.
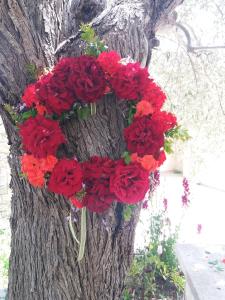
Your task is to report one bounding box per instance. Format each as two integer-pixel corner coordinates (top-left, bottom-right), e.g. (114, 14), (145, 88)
(0, 229), (5, 235)
(124, 210), (185, 299)
(164, 125), (190, 154)
(165, 125), (191, 141)
(127, 102), (136, 125)
(123, 205), (136, 222)
(59, 104), (93, 122)
(0, 226), (10, 288)
(25, 63), (38, 83)
(3, 104), (21, 125)
(80, 24), (107, 56)
(123, 289), (132, 300)
(164, 139), (174, 154)
(21, 108), (37, 121)
(76, 105), (91, 120)
(122, 151), (131, 165)
(0, 255), (9, 277)
(3, 104), (38, 125)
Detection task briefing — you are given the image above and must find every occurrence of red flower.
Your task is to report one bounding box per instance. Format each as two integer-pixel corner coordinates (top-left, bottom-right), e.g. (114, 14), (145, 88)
(70, 197), (85, 209)
(40, 155), (58, 172)
(141, 80), (166, 112)
(134, 100), (154, 118)
(155, 150), (166, 166)
(82, 156), (117, 213)
(130, 153), (158, 172)
(36, 72), (75, 115)
(19, 115), (65, 158)
(22, 84), (39, 107)
(21, 154), (45, 187)
(68, 56), (106, 103)
(48, 159), (83, 197)
(110, 162), (149, 204)
(110, 63), (149, 100)
(151, 111), (177, 134)
(21, 154), (58, 187)
(124, 116), (164, 157)
(97, 51), (121, 75)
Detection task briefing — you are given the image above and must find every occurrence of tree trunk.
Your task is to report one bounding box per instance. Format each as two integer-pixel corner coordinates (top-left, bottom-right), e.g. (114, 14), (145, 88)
(0, 0), (183, 299)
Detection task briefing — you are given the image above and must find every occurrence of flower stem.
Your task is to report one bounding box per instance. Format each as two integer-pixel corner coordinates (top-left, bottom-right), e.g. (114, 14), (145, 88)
(77, 207), (87, 262)
(69, 213), (80, 245)
(90, 103), (96, 115)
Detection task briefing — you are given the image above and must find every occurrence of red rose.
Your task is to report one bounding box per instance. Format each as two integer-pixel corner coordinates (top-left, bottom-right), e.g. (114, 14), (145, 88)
(36, 72), (75, 115)
(82, 156), (117, 213)
(48, 159), (83, 197)
(110, 63), (149, 100)
(22, 84), (39, 107)
(19, 115), (65, 158)
(141, 80), (166, 112)
(110, 162), (149, 204)
(124, 116), (164, 157)
(97, 51), (121, 75)
(68, 56), (106, 103)
(151, 111), (177, 134)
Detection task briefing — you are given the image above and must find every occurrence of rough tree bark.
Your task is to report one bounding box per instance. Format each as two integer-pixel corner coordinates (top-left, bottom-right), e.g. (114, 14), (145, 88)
(0, 0), (183, 299)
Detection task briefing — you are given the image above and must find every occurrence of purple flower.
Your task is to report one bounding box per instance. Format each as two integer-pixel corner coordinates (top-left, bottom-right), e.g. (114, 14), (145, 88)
(142, 200), (148, 209)
(163, 198), (168, 211)
(197, 224), (202, 234)
(182, 177), (190, 207)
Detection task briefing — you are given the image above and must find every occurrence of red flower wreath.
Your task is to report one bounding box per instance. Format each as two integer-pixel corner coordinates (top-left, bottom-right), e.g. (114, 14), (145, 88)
(19, 50), (178, 214)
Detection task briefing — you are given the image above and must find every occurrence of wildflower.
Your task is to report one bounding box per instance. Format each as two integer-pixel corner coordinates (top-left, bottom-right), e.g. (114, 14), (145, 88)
(163, 198), (168, 211)
(197, 224), (202, 234)
(182, 177), (190, 207)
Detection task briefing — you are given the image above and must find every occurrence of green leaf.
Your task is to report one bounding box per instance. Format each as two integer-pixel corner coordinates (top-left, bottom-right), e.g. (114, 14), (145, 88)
(165, 125), (191, 141)
(21, 109), (37, 121)
(80, 24), (107, 56)
(127, 102), (136, 125)
(164, 139), (174, 154)
(123, 205), (136, 222)
(80, 24), (96, 43)
(77, 106), (91, 120)
(122, 151), (131, 165)
(25, 63), (38, 83)
(3, 104), (22, 124)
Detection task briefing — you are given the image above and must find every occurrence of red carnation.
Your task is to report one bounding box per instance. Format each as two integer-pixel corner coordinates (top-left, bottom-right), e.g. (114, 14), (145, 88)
(155, 150), (166, 166)
(97, 51), (121, 75)
(141, 80), (166, 112)
(124, 116), (164, 157)
(110, 162), (149, 204)
(19, 115), (65, 158)
(36, 72), (75, 115)
(22, 84), (39, 107)
(68, 56), (106, 103)
(48, 159), (83, 197)
(151, 111), (177, 134)
(82, 156), (117, 213)
(110, 63), (149, 100)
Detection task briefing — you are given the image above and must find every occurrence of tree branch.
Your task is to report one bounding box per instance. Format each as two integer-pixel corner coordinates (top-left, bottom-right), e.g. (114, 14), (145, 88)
(176, 22), (225, 52)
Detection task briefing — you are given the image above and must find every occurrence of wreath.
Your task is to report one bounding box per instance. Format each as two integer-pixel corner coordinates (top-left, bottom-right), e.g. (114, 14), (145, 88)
(18, 49), (178, 214)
